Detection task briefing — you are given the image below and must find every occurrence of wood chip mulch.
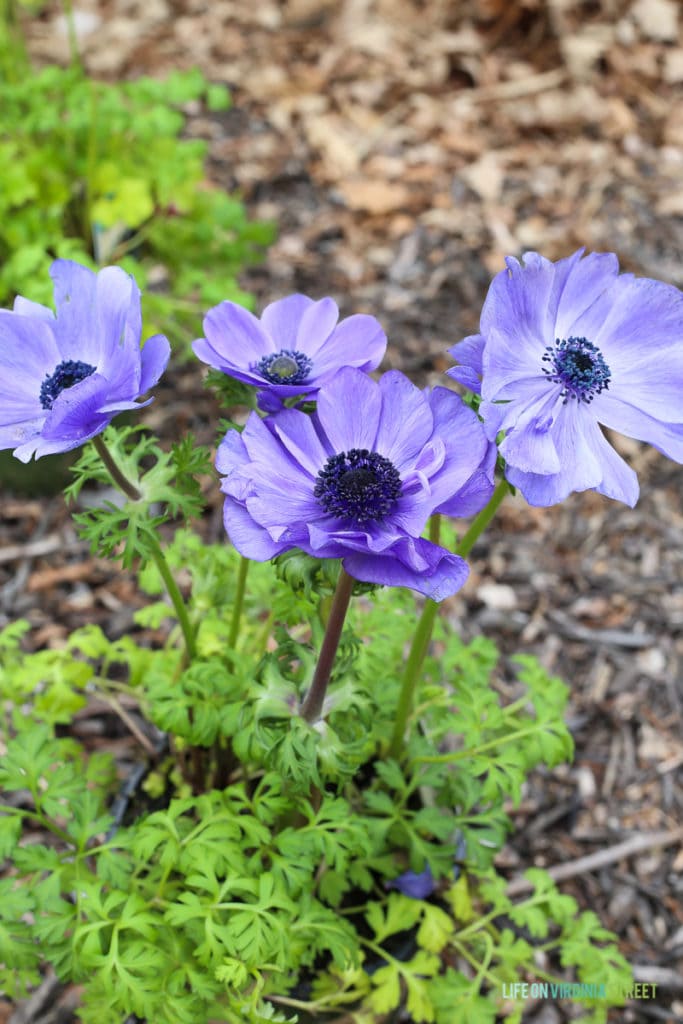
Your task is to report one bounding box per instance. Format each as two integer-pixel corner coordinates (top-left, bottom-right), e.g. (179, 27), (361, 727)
(2, 1), (683, 1022)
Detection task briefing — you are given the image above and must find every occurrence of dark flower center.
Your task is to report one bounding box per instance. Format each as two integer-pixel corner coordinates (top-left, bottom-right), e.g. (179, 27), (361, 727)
(257, 349), (312, 385)
(39, 359), (96, 410)
(314, 448), (402, 523)
(542, 336), (610, 404)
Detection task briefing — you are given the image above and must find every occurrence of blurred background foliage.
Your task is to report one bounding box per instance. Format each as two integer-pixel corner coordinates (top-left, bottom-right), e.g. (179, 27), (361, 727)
(0, 5), (275, 353)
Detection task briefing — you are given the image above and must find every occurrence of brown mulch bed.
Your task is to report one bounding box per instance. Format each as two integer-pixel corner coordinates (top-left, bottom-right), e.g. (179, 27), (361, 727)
(2, 1), (683, 1022)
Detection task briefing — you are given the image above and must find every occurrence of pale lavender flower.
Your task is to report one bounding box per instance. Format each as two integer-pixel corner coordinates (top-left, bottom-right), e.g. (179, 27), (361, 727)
(0, 260), (169, 462)
(193, 293), (386, 402)
(448, 249), (683, 506)
(216, 368), (492, 600)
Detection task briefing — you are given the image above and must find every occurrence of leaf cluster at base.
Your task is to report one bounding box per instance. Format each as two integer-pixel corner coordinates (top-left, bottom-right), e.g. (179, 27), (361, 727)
(0, 533), (632, 1022)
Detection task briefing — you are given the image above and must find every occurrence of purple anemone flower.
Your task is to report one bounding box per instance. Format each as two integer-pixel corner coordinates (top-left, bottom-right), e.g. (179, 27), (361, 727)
(387, 866), (435, 900)
(0, 260), (170, 462)
(448, 249), (683, 507)
(216, 367), (493, 600)
(192, 294), (386, 403)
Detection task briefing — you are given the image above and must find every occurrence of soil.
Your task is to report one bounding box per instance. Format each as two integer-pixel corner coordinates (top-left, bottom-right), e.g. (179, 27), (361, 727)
(2, 1), (683, 1022)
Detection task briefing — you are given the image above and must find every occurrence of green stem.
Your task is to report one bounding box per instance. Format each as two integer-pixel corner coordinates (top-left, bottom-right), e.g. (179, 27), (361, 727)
(412, 723), (544, 765)
(360, 936), (399, 962)
(387, 479), (511, 760)
(0, 0), (30, 80)
(269, 989), (364, 1012)
(455, 892), (548, 941)
(110, 223), (153, 262)
(453, 477), (510, 559)
(144, 531), (197, 662)
(387, 514), (440, 759)
(256, 609), (275, 656)
(91, 434), (196, 662)
(0, 805), (72, 846)
(387, 592), (438, 759)
(449, 937), (499, 988)
(61, 0), (82, 69)
(91, 434), (141, 501)
(228, 555), (250, 650)
(84, 82), (100, 255)
(300, 568), (355, 723)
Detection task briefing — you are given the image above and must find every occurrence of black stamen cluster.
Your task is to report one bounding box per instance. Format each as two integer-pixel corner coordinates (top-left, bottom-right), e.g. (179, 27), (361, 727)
(257, 349), (313, 385)
(314, 448), (402, 523)
(542, 336), (610, 404)
(39, 359), (97, 410)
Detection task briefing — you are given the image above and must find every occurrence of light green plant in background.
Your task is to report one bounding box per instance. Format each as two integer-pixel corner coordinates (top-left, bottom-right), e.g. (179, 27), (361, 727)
(0, 60), (274, 349)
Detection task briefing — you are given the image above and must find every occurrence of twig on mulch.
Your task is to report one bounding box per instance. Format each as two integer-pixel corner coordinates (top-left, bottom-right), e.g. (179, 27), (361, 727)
(631, 965), (683, 993)
(98, 693), (160, 757)
(506, 828), (683, 897)
(7, 971), (63, 1024)
(0, 535), (75, 565)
